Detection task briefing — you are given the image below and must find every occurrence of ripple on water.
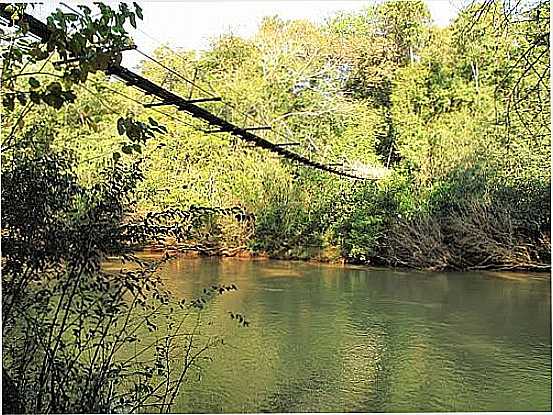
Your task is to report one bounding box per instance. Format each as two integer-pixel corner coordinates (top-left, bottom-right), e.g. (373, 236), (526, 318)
(156, 258), (551, 413)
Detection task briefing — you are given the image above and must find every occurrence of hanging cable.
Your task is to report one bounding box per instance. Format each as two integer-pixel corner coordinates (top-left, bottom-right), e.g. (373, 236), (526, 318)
(103, 84), (203, 130)
(126, 26), (312, 155)
(133, 47), (301, 152)
(134, 48), (214, 98)
(1, 4), (367, 179)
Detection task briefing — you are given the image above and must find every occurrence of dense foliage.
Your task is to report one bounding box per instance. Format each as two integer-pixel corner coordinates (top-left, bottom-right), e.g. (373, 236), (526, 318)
(1, 4), (243, 413)
(4, 1), (549, 272)
(1, 0), (549, 412)
(132, 0), (548, 270)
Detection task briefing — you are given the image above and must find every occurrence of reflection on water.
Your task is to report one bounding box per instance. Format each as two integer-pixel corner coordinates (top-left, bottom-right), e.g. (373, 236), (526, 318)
(155, 258), (551, 413)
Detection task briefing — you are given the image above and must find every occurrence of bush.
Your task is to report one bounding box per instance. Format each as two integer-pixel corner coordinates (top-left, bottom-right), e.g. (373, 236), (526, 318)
(383, 199), (550, 271)
(1, 135), (237, 414)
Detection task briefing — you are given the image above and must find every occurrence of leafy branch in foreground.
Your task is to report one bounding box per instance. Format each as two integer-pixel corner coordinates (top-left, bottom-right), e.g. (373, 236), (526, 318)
(1, 138), (243, 413)
(1, 3), (246, 413)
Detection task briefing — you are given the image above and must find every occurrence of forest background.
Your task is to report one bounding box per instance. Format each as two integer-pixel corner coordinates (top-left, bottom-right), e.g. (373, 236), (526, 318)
(3, 0), (551, 271)
(1, 1), (550, 413)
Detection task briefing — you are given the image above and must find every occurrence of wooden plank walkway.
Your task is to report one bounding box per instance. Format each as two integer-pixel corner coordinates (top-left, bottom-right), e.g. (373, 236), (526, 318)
(1, 5), (367, 180)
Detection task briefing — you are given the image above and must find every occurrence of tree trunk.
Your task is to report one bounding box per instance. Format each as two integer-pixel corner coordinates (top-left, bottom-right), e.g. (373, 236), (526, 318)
(471, 61), (479, 92)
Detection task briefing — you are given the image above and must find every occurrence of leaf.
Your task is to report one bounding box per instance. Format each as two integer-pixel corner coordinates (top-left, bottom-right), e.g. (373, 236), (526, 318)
(117, 118), (126, 135)
(43, 91), (64, 109)
(134, 2), (143, 19)
(46, 81), (62, 93)
(16, 93), (27, 106)
(3, 94), (15, 111)
(121, 145), (133, 155)
(28, 77), (40, 88)
(29, 91), (41, 104)
(62, 90), (76, 102)
(29, 47), (48, 60)
(129, 13), (137, 28)
(78, 5), (91, 15)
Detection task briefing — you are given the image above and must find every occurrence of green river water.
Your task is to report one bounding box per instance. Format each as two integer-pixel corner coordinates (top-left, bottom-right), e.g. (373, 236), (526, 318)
(152, 257), (551, 413)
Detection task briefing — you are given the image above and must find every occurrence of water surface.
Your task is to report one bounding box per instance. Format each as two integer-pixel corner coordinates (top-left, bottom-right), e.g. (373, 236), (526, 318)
(158, 258), (551, 413)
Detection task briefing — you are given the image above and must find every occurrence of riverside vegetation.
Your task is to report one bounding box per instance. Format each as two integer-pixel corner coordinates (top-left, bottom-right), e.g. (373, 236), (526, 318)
(3, 1), (550, 271)
(0, 0), (550, 413)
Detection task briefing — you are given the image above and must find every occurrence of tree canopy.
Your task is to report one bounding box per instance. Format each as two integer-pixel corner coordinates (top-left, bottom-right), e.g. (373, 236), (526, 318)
(1, 0), (550, 412)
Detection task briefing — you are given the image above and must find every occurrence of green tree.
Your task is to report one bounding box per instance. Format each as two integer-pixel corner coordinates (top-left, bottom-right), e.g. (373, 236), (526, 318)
(1, 4), (239, 413)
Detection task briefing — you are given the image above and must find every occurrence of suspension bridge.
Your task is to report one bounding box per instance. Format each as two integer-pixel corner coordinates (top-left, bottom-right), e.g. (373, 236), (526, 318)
(1, 5), (382, 180)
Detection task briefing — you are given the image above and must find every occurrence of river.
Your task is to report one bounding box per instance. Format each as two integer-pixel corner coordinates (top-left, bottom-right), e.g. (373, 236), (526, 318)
(150, 257), (551, 412)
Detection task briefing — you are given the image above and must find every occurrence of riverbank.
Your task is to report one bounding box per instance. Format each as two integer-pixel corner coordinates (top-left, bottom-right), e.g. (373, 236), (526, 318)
(135, 201), (551, 273)
(134, 243), (552, 275)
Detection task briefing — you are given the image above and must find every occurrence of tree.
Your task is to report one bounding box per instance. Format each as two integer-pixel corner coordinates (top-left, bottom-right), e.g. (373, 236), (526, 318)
(377, 0), (431, 65)
(1, 4), (239, 413)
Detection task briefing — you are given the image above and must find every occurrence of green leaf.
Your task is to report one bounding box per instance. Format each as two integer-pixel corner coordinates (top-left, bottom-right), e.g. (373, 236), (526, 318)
(117, 118), (126, 135)
(46, 81), (62, 93)
(62, 90), (76, 102)
(16, 93), (27, 106)
(129, 13), (137, 28)
(29, 91), (41, 104)
(78, 5), (91, 15)
(3, 94), (15, 111)
(134, 2), (143, 20)
(43, 93), (64, 109)
(28, 77), (40, 88)
(121, 144), (133, 155)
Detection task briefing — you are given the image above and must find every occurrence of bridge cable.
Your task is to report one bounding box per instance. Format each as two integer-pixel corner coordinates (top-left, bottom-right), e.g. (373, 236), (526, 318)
(0, 4), (366, 180)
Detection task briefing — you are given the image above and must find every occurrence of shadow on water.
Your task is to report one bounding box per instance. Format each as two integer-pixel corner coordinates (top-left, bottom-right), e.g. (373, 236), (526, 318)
(147, 258), (551, 413)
